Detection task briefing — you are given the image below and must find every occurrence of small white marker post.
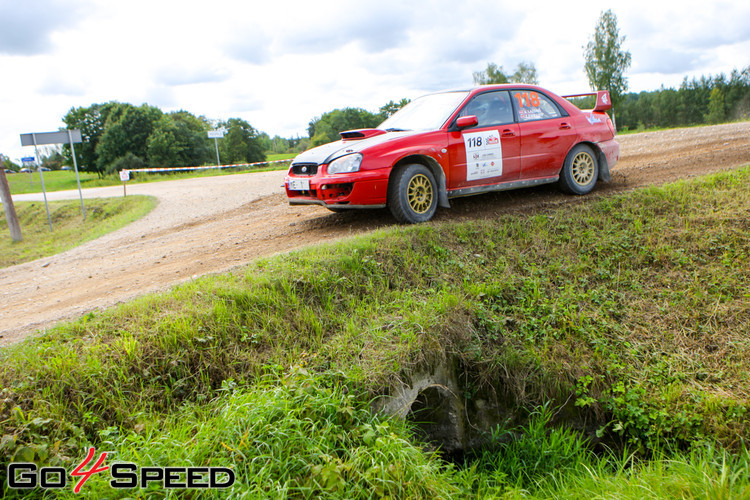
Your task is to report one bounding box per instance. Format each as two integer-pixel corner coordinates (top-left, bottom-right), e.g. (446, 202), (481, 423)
(120, 170), (130, 196)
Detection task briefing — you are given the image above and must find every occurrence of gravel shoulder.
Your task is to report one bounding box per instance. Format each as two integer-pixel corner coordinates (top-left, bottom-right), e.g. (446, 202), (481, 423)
(1, 122), (749, 346)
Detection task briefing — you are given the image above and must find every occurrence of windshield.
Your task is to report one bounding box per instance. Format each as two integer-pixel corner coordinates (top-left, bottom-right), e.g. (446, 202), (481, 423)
(378, 91), (469, 131)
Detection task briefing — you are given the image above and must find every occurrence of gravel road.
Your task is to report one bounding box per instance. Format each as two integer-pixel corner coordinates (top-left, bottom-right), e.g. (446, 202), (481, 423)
(1, 122), (749, 346)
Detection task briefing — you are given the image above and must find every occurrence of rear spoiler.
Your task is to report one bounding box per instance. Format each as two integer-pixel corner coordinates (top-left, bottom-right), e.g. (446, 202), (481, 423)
(562, 90), (612, 112)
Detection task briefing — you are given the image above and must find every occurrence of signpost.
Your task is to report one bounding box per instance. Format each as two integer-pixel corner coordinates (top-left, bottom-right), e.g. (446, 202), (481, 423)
(120, 169), (130, 196)
(207, 129), (225, 167)
(22, 157), (35, 188)
(20, 130), (85, 230)
(0, 169), (22, 241)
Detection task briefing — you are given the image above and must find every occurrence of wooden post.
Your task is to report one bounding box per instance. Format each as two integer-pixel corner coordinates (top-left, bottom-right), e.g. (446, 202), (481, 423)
(0, 169), (22, 241)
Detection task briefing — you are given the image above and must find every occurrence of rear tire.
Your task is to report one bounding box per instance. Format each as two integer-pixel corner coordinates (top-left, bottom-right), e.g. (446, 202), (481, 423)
(388, 164), (438, 223)
(559, 144), (598, 195)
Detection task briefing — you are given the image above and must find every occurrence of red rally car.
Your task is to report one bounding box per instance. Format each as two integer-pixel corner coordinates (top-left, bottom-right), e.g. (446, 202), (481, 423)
(285, 84), (619, 223)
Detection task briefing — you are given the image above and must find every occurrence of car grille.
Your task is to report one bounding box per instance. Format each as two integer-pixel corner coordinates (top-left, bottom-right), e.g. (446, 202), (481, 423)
(291, 163), (318, 176)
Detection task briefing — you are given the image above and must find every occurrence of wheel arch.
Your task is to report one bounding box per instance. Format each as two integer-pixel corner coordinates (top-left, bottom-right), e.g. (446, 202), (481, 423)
(391, 154), (450, 208)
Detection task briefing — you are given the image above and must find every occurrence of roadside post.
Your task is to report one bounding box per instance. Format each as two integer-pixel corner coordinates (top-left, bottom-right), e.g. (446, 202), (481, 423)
(0, 168), (22, 241)
(120, 170), (130, 196)
(67, 129), (86, 219)
(22, 156), (35, 188)
(30, 135), (53, 231)
(207, 129), (225, 166)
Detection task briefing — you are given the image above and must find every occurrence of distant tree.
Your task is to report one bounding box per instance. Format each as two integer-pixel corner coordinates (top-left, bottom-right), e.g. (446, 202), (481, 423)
(379, 98), (411, 119)
(511, 61), (539, 85)
(218, 118), (265, 164)
(256, 132), (272, 153)
(706, 87), (727, 124)
(271, 135), (289, 153)
(41, 149), (64, 170)
(63, 102), (122, 177)
(473, 62), (509, 85)
(2, 156), (20, 172)
(147, 111), (213, 167)
(473, 61), (539, 85)
(308, 108), (382, 146)
(96, 104), (162, 174)
(108, 152), (145, 176)
(583, 9), (631, 128)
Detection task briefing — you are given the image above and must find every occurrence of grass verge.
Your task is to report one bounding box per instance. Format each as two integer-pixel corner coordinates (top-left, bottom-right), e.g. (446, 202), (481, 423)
(1, 166), (748, 497)
(0, 196), (157, 267)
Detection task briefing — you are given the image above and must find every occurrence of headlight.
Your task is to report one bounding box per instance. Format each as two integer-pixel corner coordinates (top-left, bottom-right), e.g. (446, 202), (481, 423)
(327, 154), (362, 174)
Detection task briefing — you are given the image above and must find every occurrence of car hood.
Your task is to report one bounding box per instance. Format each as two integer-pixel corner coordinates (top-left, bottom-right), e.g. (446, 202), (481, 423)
(292, 130), (418, 165)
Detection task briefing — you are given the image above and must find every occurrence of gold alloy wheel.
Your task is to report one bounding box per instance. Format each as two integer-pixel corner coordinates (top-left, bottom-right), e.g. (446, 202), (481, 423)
(407, 173), (433, 214)
(571, 151), (595, 186)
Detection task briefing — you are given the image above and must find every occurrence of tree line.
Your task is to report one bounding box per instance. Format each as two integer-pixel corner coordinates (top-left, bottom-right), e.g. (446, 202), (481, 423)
(617, 68), (750, 131)
(61, 103), (267, 177)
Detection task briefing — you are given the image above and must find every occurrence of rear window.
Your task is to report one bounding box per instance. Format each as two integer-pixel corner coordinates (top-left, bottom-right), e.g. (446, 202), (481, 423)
(512, 91), (562, 122)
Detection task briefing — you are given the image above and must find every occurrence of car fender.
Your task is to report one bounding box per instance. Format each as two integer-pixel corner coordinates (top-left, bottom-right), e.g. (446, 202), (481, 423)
(563, 140), (612, 183)
(391, 152), (451, 208)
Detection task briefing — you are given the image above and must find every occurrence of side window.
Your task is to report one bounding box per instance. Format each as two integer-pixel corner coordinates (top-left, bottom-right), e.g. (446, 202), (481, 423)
(458, 91), (514, 127)
(512, 91), (562, 122)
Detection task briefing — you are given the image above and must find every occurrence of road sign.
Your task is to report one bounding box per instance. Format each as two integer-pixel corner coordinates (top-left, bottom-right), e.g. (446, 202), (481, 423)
(20, 129), (86, 227)
(20, 130), (82, 146)
(207, 130), (225, 139)
(21, 157), (35, 163)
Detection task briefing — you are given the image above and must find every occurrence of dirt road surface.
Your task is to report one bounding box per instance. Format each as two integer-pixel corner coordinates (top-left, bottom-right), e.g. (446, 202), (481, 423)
(2, 122), (749, 346)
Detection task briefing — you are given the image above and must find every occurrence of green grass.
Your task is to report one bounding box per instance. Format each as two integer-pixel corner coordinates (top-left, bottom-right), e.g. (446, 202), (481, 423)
(6, 170), (117, 195)
(1, 166), (748, 498)
(0, 196), (157, 267)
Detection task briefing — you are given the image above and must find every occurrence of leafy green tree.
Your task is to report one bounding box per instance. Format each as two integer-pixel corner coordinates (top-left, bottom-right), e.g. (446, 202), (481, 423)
(96, 104), (162, 173)
(147, 111), (213, 167)
(584, 9), (631, 128)
(706, 87), (727, 124)
(108, 152), (145, 176)
(2, 156), (20, 172)
(379, 98), (411, 119)
(472, 61), (538, 85)
(511, 62), (539, 85)
(473, 62), (509, 85)
(308, 108), (382, 146)
(41, 149), (64, 170)
(218, 118), (266, 164)
(269, 135), (290, 154)
(63, 102), (122, 177)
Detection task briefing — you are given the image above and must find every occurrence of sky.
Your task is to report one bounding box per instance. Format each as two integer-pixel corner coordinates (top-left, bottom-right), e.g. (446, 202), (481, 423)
(1, 0), (749, 164)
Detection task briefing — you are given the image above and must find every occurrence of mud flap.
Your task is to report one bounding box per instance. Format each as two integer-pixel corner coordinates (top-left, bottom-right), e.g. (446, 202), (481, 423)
(598, 152), (611, 183)
(437, 169), (451, 208)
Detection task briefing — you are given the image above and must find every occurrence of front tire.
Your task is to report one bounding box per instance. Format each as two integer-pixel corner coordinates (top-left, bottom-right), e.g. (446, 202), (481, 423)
(559, 144), (598, 195)
(388, 164), (438, 223)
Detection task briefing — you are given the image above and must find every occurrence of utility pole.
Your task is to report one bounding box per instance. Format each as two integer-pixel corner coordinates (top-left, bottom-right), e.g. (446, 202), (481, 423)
(0, 168), (22, 241)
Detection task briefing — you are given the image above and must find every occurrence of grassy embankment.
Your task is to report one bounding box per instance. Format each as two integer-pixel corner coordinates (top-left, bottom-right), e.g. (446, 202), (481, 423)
(6, 154), (295, 196)
(1, 167), (748, 498)
(0, 196), (157, 268)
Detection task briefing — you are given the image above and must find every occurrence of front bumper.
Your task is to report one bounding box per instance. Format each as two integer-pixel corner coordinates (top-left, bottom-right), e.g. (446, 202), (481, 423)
(285, 168), (389, 208)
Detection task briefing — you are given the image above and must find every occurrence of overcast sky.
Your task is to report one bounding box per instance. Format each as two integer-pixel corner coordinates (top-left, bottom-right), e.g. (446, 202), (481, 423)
(1, 0), (749, 163)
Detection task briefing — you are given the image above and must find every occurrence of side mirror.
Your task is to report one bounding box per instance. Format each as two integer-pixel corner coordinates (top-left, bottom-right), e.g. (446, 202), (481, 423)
(456, 115), (478, 129)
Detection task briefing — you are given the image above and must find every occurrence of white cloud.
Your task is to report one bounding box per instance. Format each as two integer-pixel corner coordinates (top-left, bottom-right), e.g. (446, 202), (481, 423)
(1, 0), (749, 163)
